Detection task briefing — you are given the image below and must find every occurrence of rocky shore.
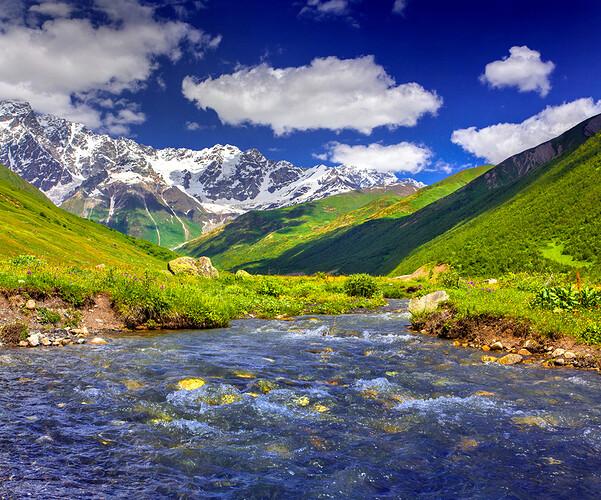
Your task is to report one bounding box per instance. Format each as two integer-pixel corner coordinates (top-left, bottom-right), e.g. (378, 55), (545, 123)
(412, 305), (601, 371)
(0, 293), (122, 349)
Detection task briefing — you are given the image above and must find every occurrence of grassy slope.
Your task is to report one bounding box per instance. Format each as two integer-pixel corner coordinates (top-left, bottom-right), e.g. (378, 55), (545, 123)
(181, 165), (491, 271)
(62, 192), (206, 249)
(246, 116), (601, 277)
(0, 164), (178, 269)
(390, 129), (601, 277)
(179, 184), (417, 268)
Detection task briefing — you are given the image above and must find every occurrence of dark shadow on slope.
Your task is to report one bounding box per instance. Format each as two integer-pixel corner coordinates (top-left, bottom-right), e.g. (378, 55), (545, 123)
(243, 114), (601, 275)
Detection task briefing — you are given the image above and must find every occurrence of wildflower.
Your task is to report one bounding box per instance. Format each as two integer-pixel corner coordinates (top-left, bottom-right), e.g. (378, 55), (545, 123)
(27, 270), (32, 275)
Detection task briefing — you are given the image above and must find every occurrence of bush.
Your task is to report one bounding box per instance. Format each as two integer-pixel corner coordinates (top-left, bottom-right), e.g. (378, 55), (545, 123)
(38, 307), (62, 325)
(344, 274), (380, 298)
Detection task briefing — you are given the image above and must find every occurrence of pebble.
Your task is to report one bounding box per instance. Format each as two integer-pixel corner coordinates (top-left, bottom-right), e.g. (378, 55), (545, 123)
(564, 351), (576, 359)
(489, 341), (503, 351)
(551, 348), (566, 358)
(25, 299), (36, 310)
(18, 329), (89, 349)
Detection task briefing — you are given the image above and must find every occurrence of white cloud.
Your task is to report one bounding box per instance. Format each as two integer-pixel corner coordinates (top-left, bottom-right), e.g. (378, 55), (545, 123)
(183, 55), (442, 136)
(392, 0), (407, 15)
(316, 141), (433, 173)
(29, 1), (74, 18)
(480, 46), (555, 97)
(0, 0), (220, 134)
(185, 121), (202, 131)
(300, 0), (352, 19)
(451, 98), (601, 164)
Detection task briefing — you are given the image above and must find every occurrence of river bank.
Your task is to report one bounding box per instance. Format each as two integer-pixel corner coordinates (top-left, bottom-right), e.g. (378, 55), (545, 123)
(412, 305), (601, 371)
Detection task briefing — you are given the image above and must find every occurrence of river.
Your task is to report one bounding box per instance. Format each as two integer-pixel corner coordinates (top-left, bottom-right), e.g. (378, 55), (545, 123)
(1, 300), (600, 498)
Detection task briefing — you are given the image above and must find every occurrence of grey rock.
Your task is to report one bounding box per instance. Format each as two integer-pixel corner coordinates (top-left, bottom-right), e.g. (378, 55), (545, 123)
(408, 290), (450, 314)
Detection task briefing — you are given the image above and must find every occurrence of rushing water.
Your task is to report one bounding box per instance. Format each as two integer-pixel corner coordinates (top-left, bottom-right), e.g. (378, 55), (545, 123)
(1, 300), (601, 498)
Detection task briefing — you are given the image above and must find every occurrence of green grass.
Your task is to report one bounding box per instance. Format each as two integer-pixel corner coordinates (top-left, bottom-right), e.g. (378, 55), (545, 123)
(423, 270), (601, 346)
(0, 164), (179, 270)
(0, 257), (388, 329)
(180, 165), (492, 272)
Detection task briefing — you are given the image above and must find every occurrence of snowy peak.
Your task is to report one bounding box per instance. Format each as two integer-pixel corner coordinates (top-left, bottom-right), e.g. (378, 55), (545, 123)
(0, 99), (418, 247)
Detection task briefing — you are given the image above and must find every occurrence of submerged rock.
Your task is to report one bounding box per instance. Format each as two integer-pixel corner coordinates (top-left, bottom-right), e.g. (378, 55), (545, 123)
(498, 354), (523, 365)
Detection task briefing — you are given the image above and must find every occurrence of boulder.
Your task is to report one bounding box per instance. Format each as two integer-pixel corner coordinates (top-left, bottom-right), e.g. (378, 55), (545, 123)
(168, 257), (199, 276)
(196, 257), (219, 279)
(167, 256), (219, 279)
(408, 290), (450, 314)
(235, 269), (251, 277)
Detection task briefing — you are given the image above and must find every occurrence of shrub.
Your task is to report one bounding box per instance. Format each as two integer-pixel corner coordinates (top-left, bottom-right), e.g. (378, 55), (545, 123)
(344, 274), (380, 298)
(255, 277), (285, 297)
(38, 307), (62, 325)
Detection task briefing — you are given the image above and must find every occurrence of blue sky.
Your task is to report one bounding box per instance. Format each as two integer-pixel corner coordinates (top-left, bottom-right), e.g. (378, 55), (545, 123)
(1, 0), (600, 185)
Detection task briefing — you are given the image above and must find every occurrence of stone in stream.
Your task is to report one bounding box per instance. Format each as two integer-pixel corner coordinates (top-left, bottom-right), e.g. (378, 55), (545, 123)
(497, 354), (523, 365)
(408, 290), (450, 314)
(551, 348), (566, 358)
(89, 337), (108, 345)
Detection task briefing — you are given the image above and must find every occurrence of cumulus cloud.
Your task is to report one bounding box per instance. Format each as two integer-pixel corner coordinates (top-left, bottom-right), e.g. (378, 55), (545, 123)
(480, 46), (555, 97)
(392, 0), (407, 15)
(183, 55), (442, 136)
(0, 0), (220, 134)
(316, 141), (433, 173)
(451, 98), (601, 164)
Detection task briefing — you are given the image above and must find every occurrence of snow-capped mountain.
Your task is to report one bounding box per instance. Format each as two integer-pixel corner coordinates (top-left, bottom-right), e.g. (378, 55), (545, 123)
(0, 100), (418, 247)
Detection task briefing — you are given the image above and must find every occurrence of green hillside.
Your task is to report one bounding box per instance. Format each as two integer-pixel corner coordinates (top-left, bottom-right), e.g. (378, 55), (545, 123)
(0, 164), (178, 269)
(61, 187), (207, 249)
(237, 114), (601, 277)
(180, 164), (492, 272)
(391, 127), (601, 277)
(179, 183), (418, 269)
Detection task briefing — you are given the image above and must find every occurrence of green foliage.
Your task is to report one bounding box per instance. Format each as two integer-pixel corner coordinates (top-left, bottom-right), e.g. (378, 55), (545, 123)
(531, 285), (601, 311)
(37, 307), (61, 325)
(576, 321), (601, 345)
(255, 276), (286, 297)
(344, 274), (380, 298)
(438, 268), (461, 288)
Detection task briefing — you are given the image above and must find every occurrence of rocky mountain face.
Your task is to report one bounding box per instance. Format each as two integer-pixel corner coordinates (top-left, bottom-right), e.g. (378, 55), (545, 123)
(0, 100), (411, 248)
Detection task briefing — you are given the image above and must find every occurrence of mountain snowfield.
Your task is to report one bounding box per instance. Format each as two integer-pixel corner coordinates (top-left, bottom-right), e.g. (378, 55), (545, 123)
(0, 99), (422, 248)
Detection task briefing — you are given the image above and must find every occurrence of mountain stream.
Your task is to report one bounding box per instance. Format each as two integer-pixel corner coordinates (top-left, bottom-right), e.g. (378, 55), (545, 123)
(1, 300), (600, 498)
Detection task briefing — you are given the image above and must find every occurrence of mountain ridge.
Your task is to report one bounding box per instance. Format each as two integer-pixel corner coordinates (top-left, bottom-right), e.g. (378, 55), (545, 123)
(190, 112), (601, 276)
(0, 99), (413, 247)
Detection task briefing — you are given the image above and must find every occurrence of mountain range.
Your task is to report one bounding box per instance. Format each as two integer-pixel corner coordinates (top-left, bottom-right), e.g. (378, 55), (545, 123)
(0, 100), (416, 248)
(181, 113), (601, 277)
